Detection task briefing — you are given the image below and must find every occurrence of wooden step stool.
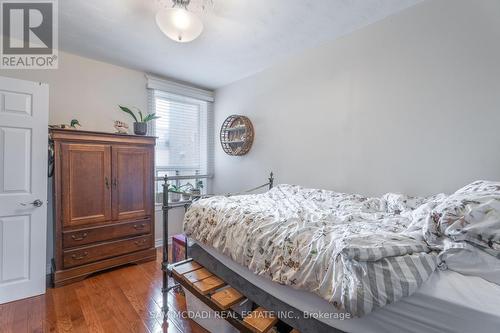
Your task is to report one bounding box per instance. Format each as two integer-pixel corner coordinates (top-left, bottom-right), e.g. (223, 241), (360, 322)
(172, 260), (280, 333)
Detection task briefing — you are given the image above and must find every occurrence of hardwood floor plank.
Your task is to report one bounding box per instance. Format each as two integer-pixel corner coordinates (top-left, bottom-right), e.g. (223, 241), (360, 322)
(115, 265), (163, 329)
(51, 285), (75, 332)
(26, 296), (44, 333)
(65, 285), (89, 333)
(43, 286), (58, 333)
(11, 299), (29, 333)
(96, 272), (149, 333)
(136, 259), (164, 308)
(74, 286), (106, 333)
(84, 272), (145, 332)
(0, 248), (209, 333)
(0, 300), (15, 333)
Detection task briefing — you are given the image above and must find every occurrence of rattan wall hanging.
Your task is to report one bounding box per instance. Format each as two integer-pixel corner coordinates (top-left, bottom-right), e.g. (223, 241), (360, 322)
(220, 115), (254, 156)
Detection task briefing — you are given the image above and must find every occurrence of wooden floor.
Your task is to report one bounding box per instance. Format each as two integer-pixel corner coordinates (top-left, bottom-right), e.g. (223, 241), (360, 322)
(0, 248), (209, 333)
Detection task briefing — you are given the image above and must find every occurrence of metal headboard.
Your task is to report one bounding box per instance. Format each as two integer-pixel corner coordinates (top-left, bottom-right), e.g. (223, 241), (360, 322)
(158, 171), (275, 318)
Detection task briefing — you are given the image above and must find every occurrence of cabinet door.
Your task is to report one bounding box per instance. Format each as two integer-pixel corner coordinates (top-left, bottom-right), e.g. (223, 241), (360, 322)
(61, 143), (112, 228)
(112, 145), (153, 221)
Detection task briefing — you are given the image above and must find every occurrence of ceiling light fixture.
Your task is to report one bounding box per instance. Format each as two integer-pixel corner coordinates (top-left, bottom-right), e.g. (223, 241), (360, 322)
(156, 0), (206, 43)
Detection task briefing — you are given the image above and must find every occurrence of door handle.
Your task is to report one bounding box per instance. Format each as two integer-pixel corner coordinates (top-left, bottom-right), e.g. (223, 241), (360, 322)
(20, 199), (43, 207)
(112, 178), (117, 188)
(105, 177), (110, 189)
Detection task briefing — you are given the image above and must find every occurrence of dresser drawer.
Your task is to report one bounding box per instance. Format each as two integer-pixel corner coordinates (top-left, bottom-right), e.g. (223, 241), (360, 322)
(63, 218), (151, 248)
(63, 235), (152, 268)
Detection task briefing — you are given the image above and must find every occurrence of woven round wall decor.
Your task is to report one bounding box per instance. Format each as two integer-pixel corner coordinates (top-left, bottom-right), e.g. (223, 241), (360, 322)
(220, 115), (254, 156)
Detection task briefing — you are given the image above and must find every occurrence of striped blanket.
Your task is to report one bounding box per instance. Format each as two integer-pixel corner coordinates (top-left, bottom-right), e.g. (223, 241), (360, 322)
(183, 181), (500, 317)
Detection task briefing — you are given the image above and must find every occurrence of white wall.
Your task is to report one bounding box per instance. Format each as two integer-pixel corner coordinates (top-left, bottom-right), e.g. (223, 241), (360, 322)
(213, 0), (500, 197)
(0, 51), (147, 131)
(0, 51), (178, 273)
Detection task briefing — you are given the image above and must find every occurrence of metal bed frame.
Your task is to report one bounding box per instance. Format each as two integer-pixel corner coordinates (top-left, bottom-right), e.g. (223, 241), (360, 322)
(158, 172), (274, 314)
(158, 171), (344, 332)
(188, 243), (343, 333)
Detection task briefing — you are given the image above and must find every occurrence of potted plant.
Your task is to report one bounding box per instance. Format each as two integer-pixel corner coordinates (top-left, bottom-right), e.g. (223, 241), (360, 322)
(181, 183), (194, 201)
(118, 105), (159, 135)
(168, 184), (182, 202)
(169, 183), (197, 202)
(190, 180), (204, 198)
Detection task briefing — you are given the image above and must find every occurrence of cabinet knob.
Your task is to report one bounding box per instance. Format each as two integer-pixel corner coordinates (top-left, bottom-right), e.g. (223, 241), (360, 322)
(134, 239), (147, 246)
(71, 232), (88, 241)
(133, 223), (146, 230)
(71, 251), (89, 260)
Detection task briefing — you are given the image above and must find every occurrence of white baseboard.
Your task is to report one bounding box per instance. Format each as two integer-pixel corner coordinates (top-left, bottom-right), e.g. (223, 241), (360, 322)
(155, 238), (172, 248)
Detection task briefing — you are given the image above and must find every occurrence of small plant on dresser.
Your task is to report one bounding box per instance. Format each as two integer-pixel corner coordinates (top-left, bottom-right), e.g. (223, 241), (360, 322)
(118, 105), (159, 135)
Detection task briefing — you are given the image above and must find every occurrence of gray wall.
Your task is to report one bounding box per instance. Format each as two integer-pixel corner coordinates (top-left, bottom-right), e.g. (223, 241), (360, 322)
(213, 0), (500, 197)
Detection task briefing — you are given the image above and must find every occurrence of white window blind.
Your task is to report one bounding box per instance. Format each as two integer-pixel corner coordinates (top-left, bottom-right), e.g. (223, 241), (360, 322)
(149, 89), (213, 202)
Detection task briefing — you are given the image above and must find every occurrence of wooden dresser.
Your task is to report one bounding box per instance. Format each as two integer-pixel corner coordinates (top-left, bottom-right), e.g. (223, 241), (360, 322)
(50, 129), (157, 287)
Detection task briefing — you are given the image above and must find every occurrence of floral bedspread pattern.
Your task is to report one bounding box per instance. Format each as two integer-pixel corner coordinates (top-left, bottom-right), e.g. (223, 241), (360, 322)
(183, 181), (500, 317)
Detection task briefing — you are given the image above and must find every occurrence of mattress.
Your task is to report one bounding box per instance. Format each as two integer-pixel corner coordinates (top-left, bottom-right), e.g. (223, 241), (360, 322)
(195, 240), (500, 333)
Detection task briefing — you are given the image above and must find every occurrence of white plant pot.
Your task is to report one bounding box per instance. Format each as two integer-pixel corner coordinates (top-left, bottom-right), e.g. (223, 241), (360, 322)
(169, 192), (180, 202)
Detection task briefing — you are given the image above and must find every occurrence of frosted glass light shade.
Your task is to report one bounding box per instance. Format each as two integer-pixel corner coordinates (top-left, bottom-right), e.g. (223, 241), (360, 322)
(156, 7), (204, 43)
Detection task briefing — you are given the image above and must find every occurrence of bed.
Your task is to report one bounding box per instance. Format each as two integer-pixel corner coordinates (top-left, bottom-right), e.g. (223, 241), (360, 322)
(190, 241), (500, 333)
(181, 180), (500, 332)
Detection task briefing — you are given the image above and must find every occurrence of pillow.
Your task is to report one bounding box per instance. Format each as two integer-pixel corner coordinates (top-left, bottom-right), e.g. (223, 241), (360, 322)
(423, 180), (500, 257)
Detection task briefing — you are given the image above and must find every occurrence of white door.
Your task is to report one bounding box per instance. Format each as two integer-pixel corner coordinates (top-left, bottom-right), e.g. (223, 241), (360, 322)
(0, 76), (49, 304)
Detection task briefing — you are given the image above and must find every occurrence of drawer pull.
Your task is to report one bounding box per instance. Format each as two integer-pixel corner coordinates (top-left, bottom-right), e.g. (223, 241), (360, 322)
(133, 223), (146, 230)
(134, 239), (147, 246)
(71, 232), (88, 241)
(71, 251), (89, 260)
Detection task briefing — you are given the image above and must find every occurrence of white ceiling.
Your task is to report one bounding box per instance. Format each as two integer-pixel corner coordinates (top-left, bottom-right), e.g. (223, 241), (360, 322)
(60, 0), (422, 89)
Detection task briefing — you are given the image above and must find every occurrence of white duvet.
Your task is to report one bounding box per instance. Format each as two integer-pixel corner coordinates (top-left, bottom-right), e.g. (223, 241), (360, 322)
(183, 181), (500, 317)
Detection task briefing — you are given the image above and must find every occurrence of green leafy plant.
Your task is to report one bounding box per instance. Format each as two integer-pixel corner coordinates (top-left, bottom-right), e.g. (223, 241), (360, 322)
(168, 183), (193, 193)
(118, 105), (160, 123)
(169, 183), (195, 201)
(168, 184), (181, 193)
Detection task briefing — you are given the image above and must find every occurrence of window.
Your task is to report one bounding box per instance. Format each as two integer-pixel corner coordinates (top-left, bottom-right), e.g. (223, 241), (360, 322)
(150, 90), (213, 203)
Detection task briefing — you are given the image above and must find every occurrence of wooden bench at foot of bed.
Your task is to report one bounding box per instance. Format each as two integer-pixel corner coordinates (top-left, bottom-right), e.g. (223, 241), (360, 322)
(172, 260), (291, 333)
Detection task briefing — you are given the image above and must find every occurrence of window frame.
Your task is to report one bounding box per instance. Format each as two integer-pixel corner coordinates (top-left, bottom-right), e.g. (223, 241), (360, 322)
(149, 89), (213, 204)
